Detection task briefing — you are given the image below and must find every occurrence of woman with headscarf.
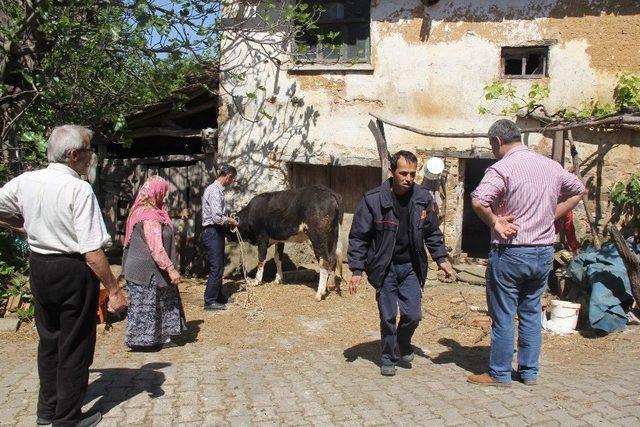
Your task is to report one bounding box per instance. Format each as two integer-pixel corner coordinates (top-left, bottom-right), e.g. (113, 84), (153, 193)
(122, 175), (186, 350)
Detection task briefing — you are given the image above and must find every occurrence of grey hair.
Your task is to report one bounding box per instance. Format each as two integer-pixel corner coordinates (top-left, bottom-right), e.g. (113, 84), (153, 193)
(47, 125), (93, 163)
(488, 119), (521, 144)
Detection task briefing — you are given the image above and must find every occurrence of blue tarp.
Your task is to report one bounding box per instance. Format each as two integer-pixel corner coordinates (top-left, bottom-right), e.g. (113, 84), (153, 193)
(568, 243), (636, 334)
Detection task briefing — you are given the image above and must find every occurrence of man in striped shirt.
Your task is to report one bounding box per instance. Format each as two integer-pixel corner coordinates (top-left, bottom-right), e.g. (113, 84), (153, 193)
(468, 120), (585, 387)
(202, 165), (238, 310)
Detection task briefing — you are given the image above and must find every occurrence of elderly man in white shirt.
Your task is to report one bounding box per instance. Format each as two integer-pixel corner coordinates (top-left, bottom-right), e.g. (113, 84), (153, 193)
(0, 125), (127, 427)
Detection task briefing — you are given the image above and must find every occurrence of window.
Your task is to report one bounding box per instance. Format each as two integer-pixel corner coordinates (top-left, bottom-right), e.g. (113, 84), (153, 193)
(501, 46), (549, 78)
(295, 1), (371, 64)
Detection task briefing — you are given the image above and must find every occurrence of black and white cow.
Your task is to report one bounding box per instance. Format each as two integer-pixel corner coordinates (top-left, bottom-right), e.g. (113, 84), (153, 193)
(234, 185), (344, 301)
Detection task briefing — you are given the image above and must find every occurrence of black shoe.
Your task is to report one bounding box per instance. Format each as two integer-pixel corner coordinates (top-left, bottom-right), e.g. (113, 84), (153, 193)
(76, 412), (102, 427)
(36, 417), (52, 426)
(204, 302), (227, 311)
(128, 344), (162, 352)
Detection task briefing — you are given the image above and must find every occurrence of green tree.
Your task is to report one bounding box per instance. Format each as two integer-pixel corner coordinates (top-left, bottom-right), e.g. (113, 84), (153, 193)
(0, 0), (320, 177)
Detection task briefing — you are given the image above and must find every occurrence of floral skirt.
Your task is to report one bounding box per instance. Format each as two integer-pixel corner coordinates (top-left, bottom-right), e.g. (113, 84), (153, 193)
(125, 276), (187, 347)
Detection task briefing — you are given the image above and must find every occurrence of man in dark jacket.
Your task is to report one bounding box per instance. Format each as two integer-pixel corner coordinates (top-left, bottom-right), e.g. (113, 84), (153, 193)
(348, 150), (454, 376)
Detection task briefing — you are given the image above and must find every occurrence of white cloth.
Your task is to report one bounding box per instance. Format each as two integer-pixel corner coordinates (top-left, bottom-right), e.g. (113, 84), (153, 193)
(0, 163), (110, 255)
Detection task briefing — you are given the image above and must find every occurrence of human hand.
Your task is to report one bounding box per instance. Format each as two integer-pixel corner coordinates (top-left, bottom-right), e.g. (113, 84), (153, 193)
(437, 261), (456, 279)
(107, 288), (127, 314)
(492, 215), (519, 240)
(227, 217), (239, 228)
(168, 266), (181, 285)
(349, 275), (363, 295)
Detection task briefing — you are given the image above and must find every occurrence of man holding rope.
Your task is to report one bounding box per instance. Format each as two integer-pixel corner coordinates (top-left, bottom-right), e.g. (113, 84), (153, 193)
(201, 164), (238, 311)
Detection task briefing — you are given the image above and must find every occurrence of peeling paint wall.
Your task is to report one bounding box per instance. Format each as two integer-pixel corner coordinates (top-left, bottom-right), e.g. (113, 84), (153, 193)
(220, 0), (640, 256)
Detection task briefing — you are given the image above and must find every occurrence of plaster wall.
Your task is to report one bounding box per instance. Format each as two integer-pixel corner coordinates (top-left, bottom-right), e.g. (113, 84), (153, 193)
(219, 0), (640, 259)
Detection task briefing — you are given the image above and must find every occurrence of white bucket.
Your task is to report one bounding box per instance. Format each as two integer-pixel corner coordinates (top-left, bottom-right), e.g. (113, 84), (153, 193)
(550, 300), (581, 331)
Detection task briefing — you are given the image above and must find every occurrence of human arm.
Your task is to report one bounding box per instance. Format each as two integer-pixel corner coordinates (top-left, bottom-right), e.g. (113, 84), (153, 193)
(142, 220), (180, 285)
(423, 202), (454, 277)
(84, 249), (127, 313)
(555, 194), (583, 222)
(0, 214), (25, 233)
(347, 197), (374, 294)
(470, 167), (519, 240)
(556, 170), (586, 221)
(471, 200), (519, 240)
(0, 178), (25, 233)
(72, 184), (126, 312)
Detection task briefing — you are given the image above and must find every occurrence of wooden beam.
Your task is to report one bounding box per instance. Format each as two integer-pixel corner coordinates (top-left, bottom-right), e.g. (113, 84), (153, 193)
(607, 224), (640, 310)
(127, 127), (215, 139)
(368, 119), (391, 183)
(567, 130), (602, 249)
(371, 112), (640, 141)
(370, 113), (488, 138)
(417, 148), (495, 159)
(101, 154), (206, 168)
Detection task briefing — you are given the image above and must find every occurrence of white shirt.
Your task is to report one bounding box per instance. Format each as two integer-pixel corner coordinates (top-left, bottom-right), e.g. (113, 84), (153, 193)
(0, 163), (111, 255)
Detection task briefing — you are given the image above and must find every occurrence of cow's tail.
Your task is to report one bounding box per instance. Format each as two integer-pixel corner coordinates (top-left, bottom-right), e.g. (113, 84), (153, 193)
(331, 191), (344, 278)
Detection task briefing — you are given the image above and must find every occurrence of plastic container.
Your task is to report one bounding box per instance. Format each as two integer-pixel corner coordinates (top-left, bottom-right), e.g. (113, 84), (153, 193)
(550, 300), (581, 330)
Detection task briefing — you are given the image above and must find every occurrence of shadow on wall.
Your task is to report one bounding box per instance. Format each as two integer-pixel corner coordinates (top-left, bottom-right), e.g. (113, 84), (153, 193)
(219, 36), (323, 209)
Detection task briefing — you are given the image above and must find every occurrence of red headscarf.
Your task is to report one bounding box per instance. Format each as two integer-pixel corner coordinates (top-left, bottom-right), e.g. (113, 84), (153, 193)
(123, 175), (173, 247)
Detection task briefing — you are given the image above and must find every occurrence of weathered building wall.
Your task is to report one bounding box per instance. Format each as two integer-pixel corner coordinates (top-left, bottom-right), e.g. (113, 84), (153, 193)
(219, 0), (640, 260)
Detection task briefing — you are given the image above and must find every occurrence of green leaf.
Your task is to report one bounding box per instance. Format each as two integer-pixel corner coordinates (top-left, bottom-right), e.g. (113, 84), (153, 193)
(113, 115), (126, 132)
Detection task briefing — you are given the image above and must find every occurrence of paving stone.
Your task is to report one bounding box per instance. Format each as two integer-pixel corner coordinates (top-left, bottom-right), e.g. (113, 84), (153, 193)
(545, 409), (587, 425)
(2, 287), (640, 427)
(613, 416), (640, 426)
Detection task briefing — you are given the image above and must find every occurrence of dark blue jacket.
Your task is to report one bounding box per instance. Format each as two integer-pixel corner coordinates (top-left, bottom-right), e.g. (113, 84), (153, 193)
(347, 179), (448, 289)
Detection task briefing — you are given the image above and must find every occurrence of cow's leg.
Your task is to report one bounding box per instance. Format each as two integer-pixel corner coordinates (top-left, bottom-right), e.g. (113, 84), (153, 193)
(307, 230), (333, 301)
(274, 242), (285, 284)
(316, 257), (331, 301)
(255, 238), (269, 284)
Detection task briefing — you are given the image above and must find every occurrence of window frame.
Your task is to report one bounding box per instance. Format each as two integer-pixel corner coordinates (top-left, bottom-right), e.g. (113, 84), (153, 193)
(293, 0), (372, 65)
(500, 46), (549, 79)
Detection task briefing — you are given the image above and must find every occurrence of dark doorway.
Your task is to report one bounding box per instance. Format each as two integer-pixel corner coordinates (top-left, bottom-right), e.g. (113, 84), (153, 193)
(462, 159), (496, 258)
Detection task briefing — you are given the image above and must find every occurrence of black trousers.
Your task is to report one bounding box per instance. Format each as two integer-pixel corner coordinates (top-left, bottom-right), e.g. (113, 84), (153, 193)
(29, 252), (98, 426)
(202, 226), (226, 305)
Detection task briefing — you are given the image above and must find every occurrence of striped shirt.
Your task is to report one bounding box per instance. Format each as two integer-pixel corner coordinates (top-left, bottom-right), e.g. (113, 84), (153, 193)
(202, 181), (228, 226)
(471, 145), (585, 245)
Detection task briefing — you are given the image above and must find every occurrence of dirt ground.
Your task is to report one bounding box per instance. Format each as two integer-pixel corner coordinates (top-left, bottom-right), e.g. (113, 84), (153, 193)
(8, 269), (638, 370)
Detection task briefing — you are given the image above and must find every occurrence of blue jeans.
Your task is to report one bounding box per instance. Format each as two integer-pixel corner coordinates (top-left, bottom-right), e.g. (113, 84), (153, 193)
(486, 245), (553, 383)
(376, 262), (422, 366)
(202, 226), (225, 305)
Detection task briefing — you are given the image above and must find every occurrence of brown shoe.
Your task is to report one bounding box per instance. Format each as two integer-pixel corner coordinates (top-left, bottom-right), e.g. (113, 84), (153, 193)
(467, 373), (510, 387)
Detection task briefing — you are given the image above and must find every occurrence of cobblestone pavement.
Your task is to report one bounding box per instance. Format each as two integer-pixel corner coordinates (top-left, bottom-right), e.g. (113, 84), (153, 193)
(1, 281), (639, 426)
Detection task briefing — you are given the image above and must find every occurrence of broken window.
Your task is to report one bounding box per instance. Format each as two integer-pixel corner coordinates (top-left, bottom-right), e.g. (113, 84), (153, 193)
(295, 1), (371, 64)
(501, 47), (549, 78)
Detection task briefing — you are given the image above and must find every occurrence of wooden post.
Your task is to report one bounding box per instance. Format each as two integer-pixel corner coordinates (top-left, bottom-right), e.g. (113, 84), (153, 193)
(552, 130), (564, 165)
(607, 224), (640, 309)
(567, 130), (602, 249)
(368, 119), (391, 183)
